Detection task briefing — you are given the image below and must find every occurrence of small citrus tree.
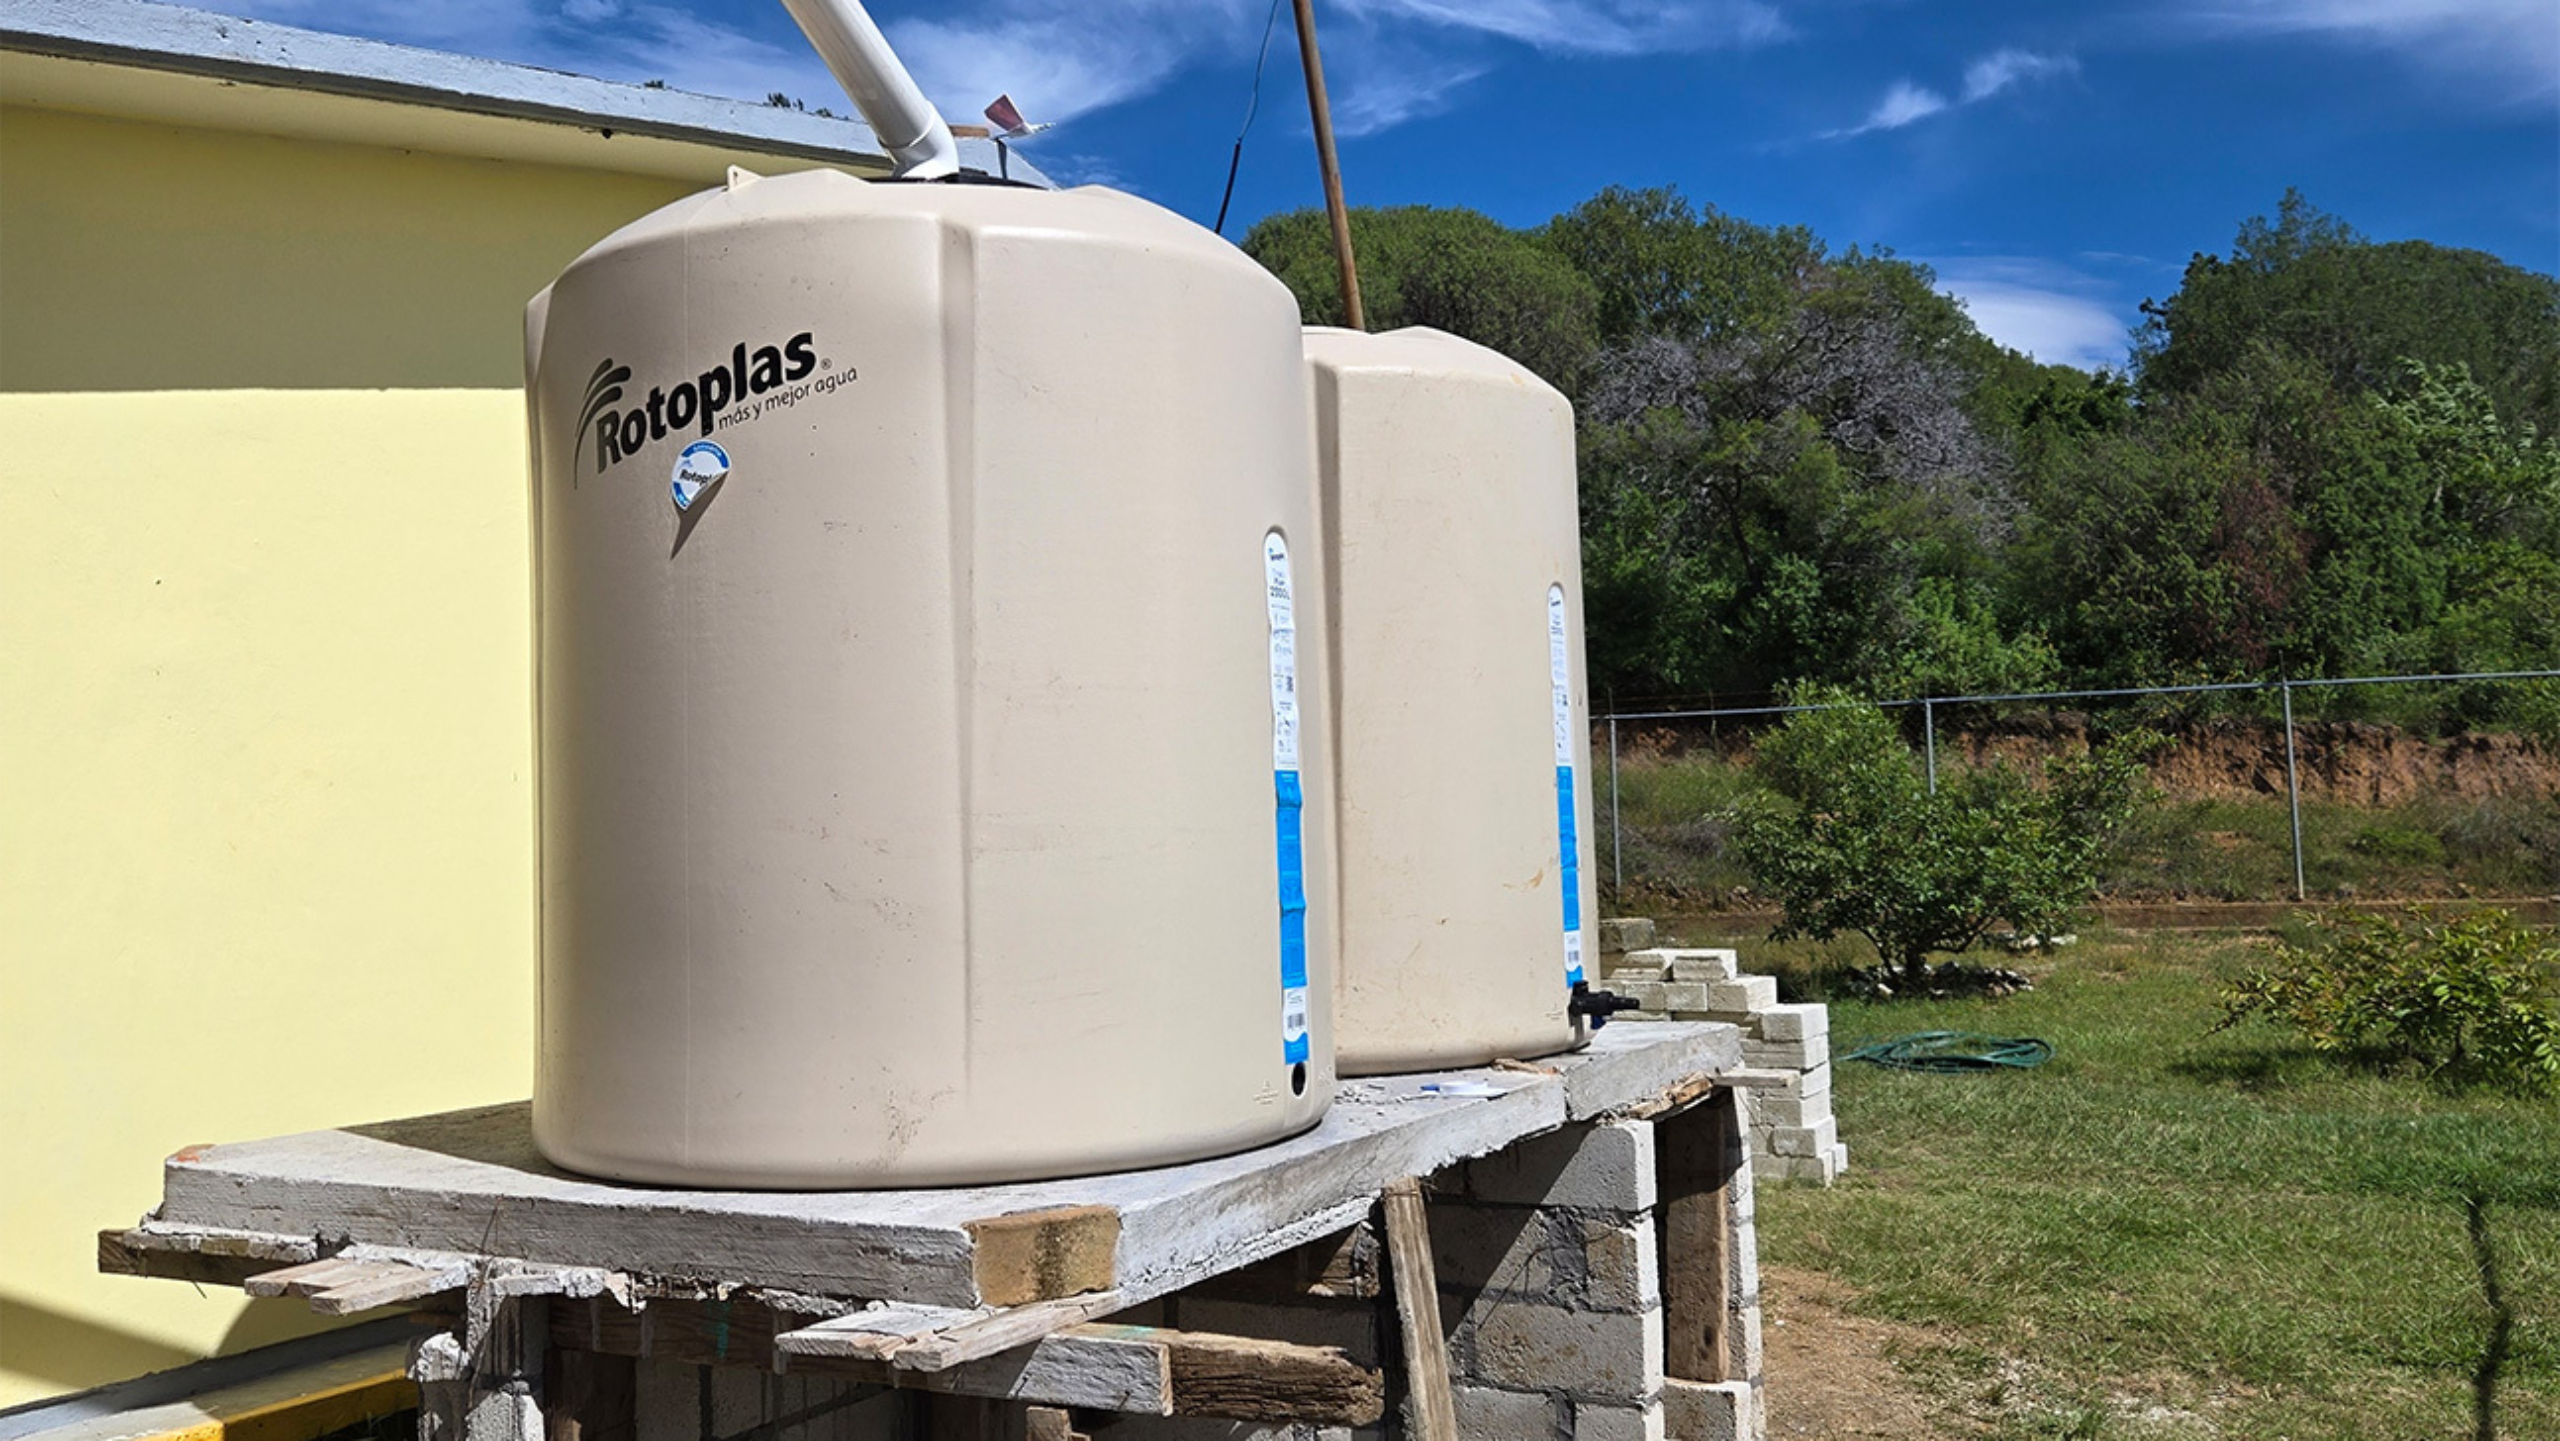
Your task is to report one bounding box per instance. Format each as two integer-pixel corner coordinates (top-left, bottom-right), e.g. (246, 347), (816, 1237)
(2216, 906), (2560, 1094)
(1734, 691), (2157, 984)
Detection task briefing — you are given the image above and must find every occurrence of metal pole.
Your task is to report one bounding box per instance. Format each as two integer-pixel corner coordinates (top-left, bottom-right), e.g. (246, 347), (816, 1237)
(1608, 713), (1623, 894)
(1923, 698), (1937, 794)
(1289, 0), (1364, 330)
(2281, 680), (2306, 902)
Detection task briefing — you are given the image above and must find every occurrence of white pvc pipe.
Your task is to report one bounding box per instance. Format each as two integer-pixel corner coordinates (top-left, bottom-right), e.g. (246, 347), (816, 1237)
(780, 0), (960, 179)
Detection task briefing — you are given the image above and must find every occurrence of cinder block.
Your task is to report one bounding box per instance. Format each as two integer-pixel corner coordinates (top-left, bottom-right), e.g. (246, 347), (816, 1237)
(1663, 950), (1738, 982)
(1766, 1117), (1836, 1158)
(1460, 1120), (1656, 1212)
(1760, 1150), (1841, 1186)
(1661, 983), (1713, 1014)
(1794, 1063), (1831, 1100)
(1467, 1302), (1664, 1402)
(1571, 1400), (1665, 1441)
(1580, 1216), (1659, 1313)
(1104, 1420), (1352, 1441)
(1598, 917), (1656, 954)
(1429, 1203), (1567, 1297)
(1751, 1089), (1830, 1129)
(1753, 1003), (1827, 1042)
(1171, 1296), (1381, 1367)
(1739, 1037), (1823, 1070)
(1727, 1222), (1759, 1303)
(1726, 1298), (1764, 1380)
(1830, 1141), (1850, 1174)
(1453, 1384), (1560, 1441)
(1609, 957), (1670, 983)
(1659, 1379), (1749, 1441)
(1704, 977), (1778, 1015)
(1618, 981), (1669, 1011)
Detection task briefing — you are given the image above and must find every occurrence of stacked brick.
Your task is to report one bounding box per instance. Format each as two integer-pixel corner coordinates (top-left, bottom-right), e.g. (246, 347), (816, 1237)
(1595, 920), (1848, 1186)
(1102, 1115), (1766, 1441)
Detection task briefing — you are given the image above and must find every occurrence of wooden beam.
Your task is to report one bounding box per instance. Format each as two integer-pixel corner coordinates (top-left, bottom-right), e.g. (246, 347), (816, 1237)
(99, 1228), (309, 1288)
(244, 1257), (467, 1315)
(966, 1205), (1120, 1306)
(1187, 1222), (1381, 1302)
(1159, 1329), (1383, 1426)
(1380, 1178), (1458, 1441)
(1657, 1087), (1740, 1382)
(891, 1291), (1130, 1371)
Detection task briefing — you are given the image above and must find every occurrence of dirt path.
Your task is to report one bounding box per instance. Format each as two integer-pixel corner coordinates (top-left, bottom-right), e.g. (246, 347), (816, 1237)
(1759, 1264), (1967, 1439)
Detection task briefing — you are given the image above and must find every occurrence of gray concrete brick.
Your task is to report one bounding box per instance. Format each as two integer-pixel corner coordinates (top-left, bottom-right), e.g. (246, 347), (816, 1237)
(1750, 1089), (1829, 1129)
(1460, 1120), (1656, 1212)
(1468, 1303), (1665, 1402)
(1617, 981), (1669, 1011)
(1580, 1216), (1659, 1313)
(1429, 1202), (1568, 1298)
(1753, 1003), (1827, 1042)
(1726, 1303), (1764, 1382)
(1663, 950), (1738, 983)
(1607, 957), (1669, 983)
(1829, 1141), (1850, 1174)
(1452, 1385), (1561, 1441)
(1658, 1380), (1748, 1441)
(1569, 1401), (1664, 1441)
(1764, 1118), (1836, 1158)
(1660, 983), (1713, 1013)
(1598, 918), (1656, 954)
(1738, 1037), (1823, 1070)
(1704, 977), (1777, 1014)
(1103, 1420), (1353, 1441)
(1793, 1062), (1831, 1100)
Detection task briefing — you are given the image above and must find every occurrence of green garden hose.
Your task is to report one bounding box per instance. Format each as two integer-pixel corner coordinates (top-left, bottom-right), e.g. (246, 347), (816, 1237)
(1839, 1031), (2053, 1072)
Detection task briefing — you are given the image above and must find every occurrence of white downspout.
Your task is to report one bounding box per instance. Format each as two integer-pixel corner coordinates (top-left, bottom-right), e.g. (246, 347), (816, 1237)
(780, 0), (961, 179)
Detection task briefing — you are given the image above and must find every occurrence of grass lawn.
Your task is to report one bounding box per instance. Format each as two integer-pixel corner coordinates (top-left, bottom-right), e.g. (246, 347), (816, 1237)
(1692, 925), (2560, 1438)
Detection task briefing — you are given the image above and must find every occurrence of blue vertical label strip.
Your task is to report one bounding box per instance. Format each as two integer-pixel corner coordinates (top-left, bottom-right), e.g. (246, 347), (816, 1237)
(1268, 533), (1311, 1065)
(1550, 585), (1585, 987)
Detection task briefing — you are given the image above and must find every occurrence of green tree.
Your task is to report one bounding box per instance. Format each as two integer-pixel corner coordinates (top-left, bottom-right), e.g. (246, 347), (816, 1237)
(1734, 692), (2158, 983)
(1240, 205), (1601, 389)
(2136, 190), (2560, 433)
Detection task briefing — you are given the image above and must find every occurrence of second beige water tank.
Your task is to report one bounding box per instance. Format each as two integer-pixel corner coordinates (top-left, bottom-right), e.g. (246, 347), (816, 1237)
(1310, 326), (1600, 1075)
(526, 170), (1335, 1187)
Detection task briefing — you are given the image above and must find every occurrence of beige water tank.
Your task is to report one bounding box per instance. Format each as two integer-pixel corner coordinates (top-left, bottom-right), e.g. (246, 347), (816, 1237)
(1310, 326), (1602, 1075)
(526, 169), (1335, 1188)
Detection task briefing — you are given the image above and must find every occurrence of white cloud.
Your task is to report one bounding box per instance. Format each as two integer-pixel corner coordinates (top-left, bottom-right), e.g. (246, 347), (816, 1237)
(2190, 0), (2557, 101)
(1929, 258), (2131, 371)
(1827, 48), (2075, 138)
(229, 2), (1797, 139)
(1961, 48), (2079, 102)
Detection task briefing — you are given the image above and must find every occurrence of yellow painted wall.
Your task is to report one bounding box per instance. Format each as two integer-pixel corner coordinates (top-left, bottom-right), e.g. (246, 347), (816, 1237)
(0, 103), (704, 1404)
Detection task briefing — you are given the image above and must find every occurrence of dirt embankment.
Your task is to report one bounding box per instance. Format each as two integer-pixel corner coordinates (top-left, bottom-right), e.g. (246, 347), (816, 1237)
(1608, 713), (2560, 806)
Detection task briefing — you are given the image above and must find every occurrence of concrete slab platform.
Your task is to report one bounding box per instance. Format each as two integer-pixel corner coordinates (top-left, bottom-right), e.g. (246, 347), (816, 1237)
(138, 1022), (1739, 1310)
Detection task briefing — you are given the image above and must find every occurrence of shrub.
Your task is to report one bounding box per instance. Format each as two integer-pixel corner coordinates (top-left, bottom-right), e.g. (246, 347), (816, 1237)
(1733, 689), (2160, 983)
(2215, 905), (2560, 1094)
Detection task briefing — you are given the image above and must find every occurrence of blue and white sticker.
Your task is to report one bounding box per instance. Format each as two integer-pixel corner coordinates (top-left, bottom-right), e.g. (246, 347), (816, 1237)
(1268, 532), (1310, 1065)
(671, 440), (729, 512)
(1551, 585), (1584, 988)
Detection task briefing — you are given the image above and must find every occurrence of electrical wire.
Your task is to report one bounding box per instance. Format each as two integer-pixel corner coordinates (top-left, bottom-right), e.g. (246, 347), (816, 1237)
(1213, 0), (1288, 236)
(1838, 1032), (2054, 1073)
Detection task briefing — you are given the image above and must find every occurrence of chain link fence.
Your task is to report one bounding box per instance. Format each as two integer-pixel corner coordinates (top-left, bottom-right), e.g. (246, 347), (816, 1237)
(1598, 668), (2560, 913)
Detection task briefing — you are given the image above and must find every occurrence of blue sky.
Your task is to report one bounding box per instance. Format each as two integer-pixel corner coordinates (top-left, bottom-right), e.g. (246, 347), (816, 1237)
(225, 1), (2557, 371)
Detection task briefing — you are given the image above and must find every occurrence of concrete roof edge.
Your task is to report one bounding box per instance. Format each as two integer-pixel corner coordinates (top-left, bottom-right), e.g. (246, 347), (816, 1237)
(0, 0), (1044, 182)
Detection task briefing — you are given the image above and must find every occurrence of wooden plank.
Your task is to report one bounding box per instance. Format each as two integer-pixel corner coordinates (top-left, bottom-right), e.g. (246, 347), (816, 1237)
(776, 1303), (974, 1361)
(889, 1292), (1128, 1371)
(243, 1259), (378, 1299)
(1379, 1178), (1458, 1441)
(1656, 1087), (1739, 1382)
(305, 1263), (469, 1316)
(964, 1205), (1121, 1306)
(1187, 1222), (1380, 1302)
(1158, 1329), (1384, 1426)
(541, 1349), (635, 1441)
(99, 1229), (306, 1288)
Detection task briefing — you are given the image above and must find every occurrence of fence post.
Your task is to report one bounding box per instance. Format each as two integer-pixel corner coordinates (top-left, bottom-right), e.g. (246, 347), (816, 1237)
(2281, 680), (2306, 902)
(1607, 713), (1622, 894)
(1923, 697), (1937, 795)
